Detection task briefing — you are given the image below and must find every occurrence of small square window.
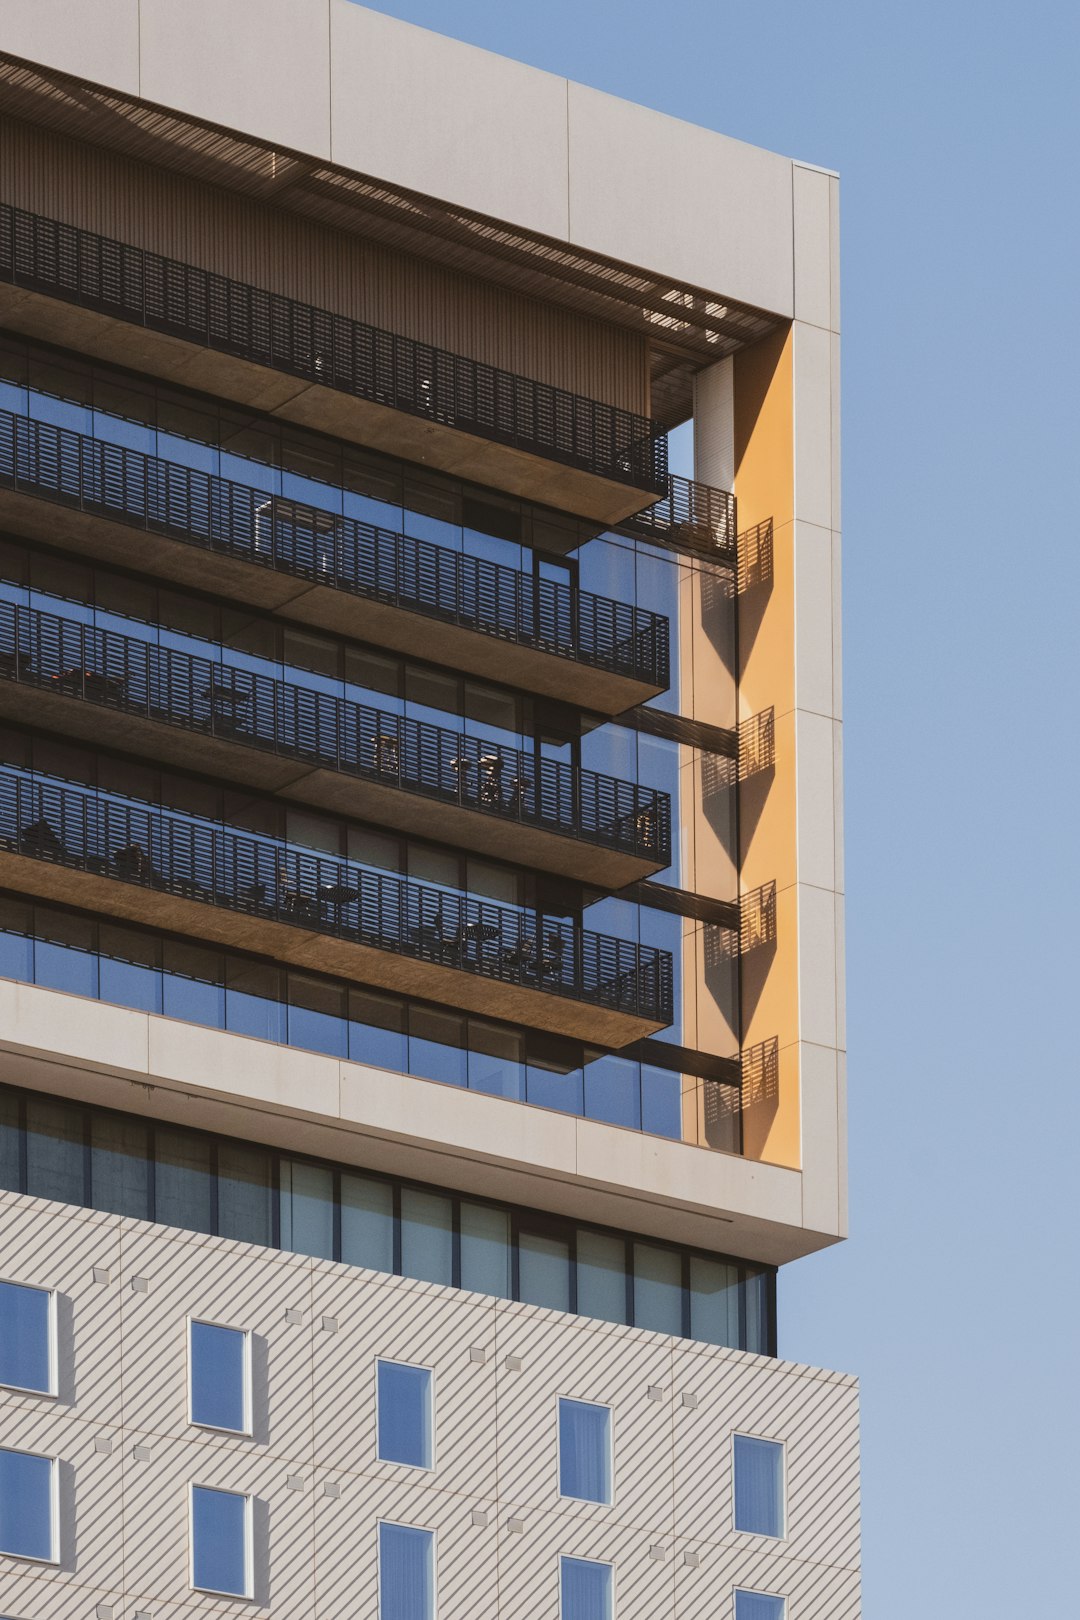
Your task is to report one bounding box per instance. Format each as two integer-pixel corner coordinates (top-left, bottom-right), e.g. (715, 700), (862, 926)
(189, 1321), (251, 1434)
(379, 1521), (434, 1620)
(558, 1398), (612, 1504)
(733, 1435), (785, 1538)
(377, 1360), (433, 1469)
(560, 1555), (613, 1620)
(734, 1589), (785, 1620)
(0, 1281), (55, 1395)
(190, 1485), (252, 1597)
(0, 1447), (57, 1563)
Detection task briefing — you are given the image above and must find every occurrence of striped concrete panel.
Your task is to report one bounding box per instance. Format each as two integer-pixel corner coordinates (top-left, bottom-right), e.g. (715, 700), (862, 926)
(309, 1259), (500, 1504)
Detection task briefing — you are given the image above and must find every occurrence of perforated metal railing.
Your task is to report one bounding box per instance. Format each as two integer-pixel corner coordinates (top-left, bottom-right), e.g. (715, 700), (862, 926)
(0, 599), (671, 867)
(0, 408), (670, 691)
(616, 473), (737, 560)
(0, 202), (668, 496)
(0, 767), (674, 1026)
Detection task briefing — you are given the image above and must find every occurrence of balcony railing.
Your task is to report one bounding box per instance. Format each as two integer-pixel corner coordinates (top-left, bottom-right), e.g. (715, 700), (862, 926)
(0, 410), (670, 693)
(0, 768), (673, 1027)
(0, 599), (671, 867)
(617, 473), (737, 560)
(0, 202), (668, 497)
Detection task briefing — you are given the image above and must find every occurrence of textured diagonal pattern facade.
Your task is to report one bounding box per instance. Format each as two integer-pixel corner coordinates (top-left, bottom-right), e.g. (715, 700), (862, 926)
(0, 1192), (859, 1618)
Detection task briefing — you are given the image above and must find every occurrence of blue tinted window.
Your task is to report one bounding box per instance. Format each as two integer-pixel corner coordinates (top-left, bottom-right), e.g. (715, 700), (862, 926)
(560, 1555), (612, 1620)
(400, 1189), (452, 1286)
(190, 1322), (248, 1433)
(191, 1486), (249, 1596)
(558, 1399), (611, 1504)
(734, 1591), (785, 1620)
(379, 1522), (434, 1620)
(377, 1361), (433, 1468)
(733, 1435), (785, 1538)
(0, 1448), (54, 1561)
(0, 1283), (52, 1394)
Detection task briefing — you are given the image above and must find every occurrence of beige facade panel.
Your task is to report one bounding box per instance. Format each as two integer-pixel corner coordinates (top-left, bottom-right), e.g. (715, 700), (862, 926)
(0, 1), (817, 321)
(0, 980), (844, 1262)
(0, 1195), (861, 1615)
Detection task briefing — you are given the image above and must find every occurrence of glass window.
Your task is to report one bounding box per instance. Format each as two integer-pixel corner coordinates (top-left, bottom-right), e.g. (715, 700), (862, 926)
(633, 1243), (682, 1336)
(349, 988), (407, 1073)
(689, 1257), (740, 1349)
(518, 1229), (570, 1313)
(400, 1189), (452, 1286)
(217, 1142), (273, 1247)
(733, 1435), (785, 1538)
(734, 1592), (785, 1620)
(560, 1555), (612, 1620)
(189, 1321), (250, 1433)
(340, 1173), (394, 1273)
(558, 1398), (612, 1504)
(0, 1089), (18, 1193)
(90, 1114), (150, 1220)
(459, 1202), (510, 1298)
(155, 1128), (212, 1235)
(743, 1271), (772, 1356)
(0, 1282), (54, 1395)
(25, 1096), (84, 1207)
(280, 1159), (334, 1260)
(576, 1230), (627, 1326)
(377, 1361), (433, 1469)
(0, 1447), (55, 1562)
(379, 1522), (434, 1620)
(190, 1485), (251, 1597)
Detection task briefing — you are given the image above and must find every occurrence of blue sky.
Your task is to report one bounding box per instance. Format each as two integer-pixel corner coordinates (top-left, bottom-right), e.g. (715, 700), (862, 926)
(355, 3), (1080, 1613)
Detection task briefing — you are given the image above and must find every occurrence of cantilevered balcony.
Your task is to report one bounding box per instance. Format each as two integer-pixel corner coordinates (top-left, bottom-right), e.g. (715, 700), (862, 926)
(0, 768), (672, 1045)
(0, 411), (669, 711)
(0, 203), (667, 526)
(0, 600), (670, 887)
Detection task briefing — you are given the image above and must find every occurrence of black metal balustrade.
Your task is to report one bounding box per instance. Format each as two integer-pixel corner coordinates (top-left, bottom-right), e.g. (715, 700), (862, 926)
(0, 599), (671, 867)
(0, 768), (673, 1026)
(617, 473), (737, 561)
(0, 410), (670, 692)
(0, 203), (668, 496)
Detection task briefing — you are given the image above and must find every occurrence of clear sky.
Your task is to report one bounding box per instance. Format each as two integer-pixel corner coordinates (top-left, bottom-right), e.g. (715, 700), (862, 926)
(356, 2), (1080, 1613)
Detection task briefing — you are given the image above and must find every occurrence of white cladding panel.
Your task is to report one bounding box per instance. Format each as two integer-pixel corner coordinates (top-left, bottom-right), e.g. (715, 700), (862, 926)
(0, 1192), (861, 1617)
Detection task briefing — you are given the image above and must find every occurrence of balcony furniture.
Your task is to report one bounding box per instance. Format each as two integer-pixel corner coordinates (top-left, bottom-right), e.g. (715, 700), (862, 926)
(278, 864), (319, 922)
(372, 733), (400, 774)
(318, 882), (360, 908)
(19, 819), (64, 857)
(112, 843), (162, 886)
(0, 649), (32, 677)
(478, 753), (504, 805)
(506, 775), (531, 813)
(53, 667), (126, 701)
(240, 881), (267, 907)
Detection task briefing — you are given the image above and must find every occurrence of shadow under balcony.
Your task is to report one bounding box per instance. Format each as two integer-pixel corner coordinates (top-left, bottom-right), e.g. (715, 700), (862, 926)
(0, 600), (670, 888)
(0, 410), (669, 713)
(0, 768), (672, 1046)
(0, 203), (667, 527)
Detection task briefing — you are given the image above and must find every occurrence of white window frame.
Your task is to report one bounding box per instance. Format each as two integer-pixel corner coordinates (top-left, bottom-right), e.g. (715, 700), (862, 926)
(556, 1395), (614, 1507)
(733, 1587), (787, 1620)
(558, 1553), (615, 1620)
(187, 1317), (253, 1436)
(0, 1279), (58, 1398)
(189, 1483), (253, 1599)
(731, 1431), (787, 1540)
(377, 1517), (437, 1620)
(375, 1357), (436, 1472)
(0, 1447), (59, 1565)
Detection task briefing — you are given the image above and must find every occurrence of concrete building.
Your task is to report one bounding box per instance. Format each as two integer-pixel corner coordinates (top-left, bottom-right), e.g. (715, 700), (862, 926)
(0, 4), (853, 1618)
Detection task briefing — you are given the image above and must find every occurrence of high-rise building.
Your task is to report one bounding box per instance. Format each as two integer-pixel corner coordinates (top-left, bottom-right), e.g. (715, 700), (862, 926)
(0, 5), (853, 1618)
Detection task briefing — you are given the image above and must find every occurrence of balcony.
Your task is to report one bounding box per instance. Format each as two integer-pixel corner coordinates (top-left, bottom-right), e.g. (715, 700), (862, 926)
(0, 600), (670, 888)
(0, 411), (670, 711)
(0, 767), (672, 1045)
(617, 473), (737, 562)
(0, 203), (668, 526)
